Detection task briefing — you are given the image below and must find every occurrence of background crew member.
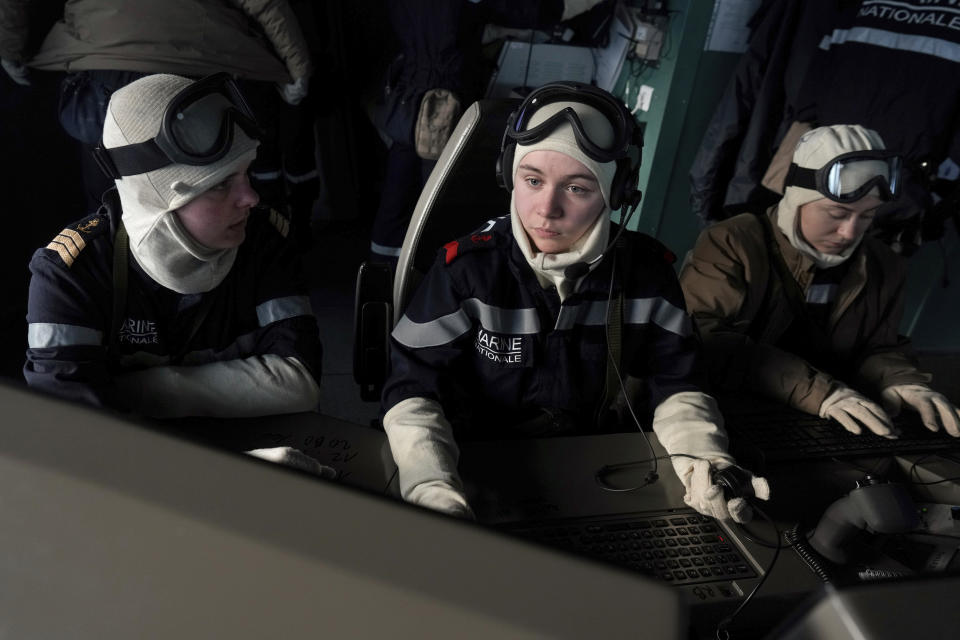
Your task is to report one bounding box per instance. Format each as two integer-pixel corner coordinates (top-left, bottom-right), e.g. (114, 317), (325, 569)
(25, 73), (322, 420)
(681, 125), (960, 439)
(380, 83), (769, 522)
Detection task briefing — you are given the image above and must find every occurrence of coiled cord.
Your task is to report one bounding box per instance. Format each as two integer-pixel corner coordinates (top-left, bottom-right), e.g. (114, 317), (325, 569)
(784, 524), (833, 583)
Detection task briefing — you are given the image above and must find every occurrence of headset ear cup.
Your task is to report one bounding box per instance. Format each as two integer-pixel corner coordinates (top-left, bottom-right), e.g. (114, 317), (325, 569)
(497, 142), (515, 191)
(609, 162), (626, 211)
(609, 157), (639, 211)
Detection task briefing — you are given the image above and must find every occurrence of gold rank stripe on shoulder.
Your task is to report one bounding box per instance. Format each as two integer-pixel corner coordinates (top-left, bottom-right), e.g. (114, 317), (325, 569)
(45, 228), (87, 267)
(268, 209), (290, 238)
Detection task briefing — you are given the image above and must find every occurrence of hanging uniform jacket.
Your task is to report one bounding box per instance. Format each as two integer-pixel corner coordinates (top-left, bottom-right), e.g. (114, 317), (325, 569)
(381, 216), (704, 437)
(805, 1), (960, 174)
(0, 0), (312, 83)
(689, 0), (847, 224)
(691, 0), (960, 232)
(25, 189), (322, 412)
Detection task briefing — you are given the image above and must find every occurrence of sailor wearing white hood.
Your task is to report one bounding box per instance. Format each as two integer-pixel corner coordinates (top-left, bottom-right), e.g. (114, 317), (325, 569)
(25, 73), (322, 419)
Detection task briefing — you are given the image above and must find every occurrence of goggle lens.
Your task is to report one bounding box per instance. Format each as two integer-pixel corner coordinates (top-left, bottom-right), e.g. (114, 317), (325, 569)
(787, 152), (902, 203)
(826, 156), (898, 200)
(170, 93), (234, 156)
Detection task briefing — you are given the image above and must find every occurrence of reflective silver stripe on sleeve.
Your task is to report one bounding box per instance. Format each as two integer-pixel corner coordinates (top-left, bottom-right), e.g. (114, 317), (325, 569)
(806, 284), (838, 305)
(392, 298), (540, 349)
(370, 241), (403, 258)
(462, 298), (540, 334)
(554, 298), (691, 335)
(819, 26), (960, 63)
(392, 309), (472, 348)
(284, 168), (319, 184)
(27, 323), (103, 348)
(256, 295), (314, 326)
(624, 298), (693, 336)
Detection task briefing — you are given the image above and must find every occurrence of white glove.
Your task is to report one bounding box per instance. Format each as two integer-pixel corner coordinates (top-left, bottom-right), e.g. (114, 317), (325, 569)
(675, 458), (770, 524)
(652, 391), (769, 523)
(882, 384), (960, 437)
(247, 446), (338, 479)
(819, 384), (897, 438)
(383, 397), (475, 520)
(408, 480), (475, 519)
(277, 76), (309, 105)
(1, 58), (30, 86)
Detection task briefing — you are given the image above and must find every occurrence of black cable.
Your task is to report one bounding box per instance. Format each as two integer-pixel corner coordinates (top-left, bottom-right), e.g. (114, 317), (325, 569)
(714, 504), (782, 639)
(785, 523), (833, 583)
(602, 250), (660, 488)
(896, 531), (960, 542)
(593, 456), (655, 489)
(909, 454), (935, 483)
(595, 453), (704, 492)
(905, 453), (960, 485)
(733, 518), (790, 550)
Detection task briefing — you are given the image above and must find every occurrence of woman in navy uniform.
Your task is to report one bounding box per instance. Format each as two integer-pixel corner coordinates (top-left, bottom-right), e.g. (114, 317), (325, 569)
(381, 83), (769, 522)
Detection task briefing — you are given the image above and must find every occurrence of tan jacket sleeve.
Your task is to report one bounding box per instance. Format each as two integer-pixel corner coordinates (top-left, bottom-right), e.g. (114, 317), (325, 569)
(231, 0), (312, 81)
(679, 217), (835, 414)
(851, 241), (930, 394)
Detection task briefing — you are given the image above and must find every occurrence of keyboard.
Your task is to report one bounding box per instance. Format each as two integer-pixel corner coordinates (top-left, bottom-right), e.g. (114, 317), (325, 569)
(500, 510), (757, 587)
(726, 410), (960, 462)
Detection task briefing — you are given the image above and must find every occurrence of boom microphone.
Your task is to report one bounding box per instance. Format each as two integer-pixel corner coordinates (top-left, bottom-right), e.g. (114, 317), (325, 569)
(562, 203), (638, 279)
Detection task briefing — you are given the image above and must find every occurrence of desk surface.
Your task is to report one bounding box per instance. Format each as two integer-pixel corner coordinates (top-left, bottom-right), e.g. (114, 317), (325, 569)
(157, 411), (400, 496)
(458, 432), (825, 636)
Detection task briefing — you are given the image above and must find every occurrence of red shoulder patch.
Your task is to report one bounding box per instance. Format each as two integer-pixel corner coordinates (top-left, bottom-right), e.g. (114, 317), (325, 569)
(663, 249), (676, 264)
(444, 240), (459, 264)
(470, 233), (492, 244)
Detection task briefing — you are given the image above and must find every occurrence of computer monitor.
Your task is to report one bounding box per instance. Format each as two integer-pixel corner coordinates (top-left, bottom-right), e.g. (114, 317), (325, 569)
(0, 382), (686, 638)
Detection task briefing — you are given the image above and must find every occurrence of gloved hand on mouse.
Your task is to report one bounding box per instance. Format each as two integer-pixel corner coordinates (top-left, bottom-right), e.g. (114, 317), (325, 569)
(653, 391), (769, 523)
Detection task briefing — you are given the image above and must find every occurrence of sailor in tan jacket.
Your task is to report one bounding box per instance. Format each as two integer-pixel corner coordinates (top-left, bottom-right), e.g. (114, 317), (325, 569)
(680, 124), (960, 438)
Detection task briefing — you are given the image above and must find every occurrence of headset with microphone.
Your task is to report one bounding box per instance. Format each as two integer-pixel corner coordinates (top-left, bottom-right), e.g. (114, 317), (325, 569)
(495, 81), (644, 280)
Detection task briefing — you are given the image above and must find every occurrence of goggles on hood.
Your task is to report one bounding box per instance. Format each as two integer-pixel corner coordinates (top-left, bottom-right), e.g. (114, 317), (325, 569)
(93, 73), (262, 179)
(785, 150), (902, 203)
(504, 81), (641, 163)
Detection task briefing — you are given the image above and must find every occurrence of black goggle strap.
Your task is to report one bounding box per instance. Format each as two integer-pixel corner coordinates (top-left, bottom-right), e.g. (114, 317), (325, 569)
(784, 163), (819, 192)
(169, 72), (254, 118)
(92, 139), (171, 179)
